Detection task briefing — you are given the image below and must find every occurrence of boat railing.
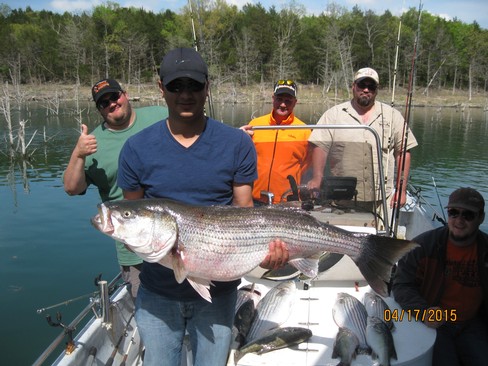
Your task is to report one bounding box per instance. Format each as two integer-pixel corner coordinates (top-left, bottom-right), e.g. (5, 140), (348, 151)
(32, 273), (123, 366)
(251, 124), (389, 235)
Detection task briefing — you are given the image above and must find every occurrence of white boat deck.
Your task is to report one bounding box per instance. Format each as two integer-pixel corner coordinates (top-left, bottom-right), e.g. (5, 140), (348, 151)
(234, 275), (435, 366)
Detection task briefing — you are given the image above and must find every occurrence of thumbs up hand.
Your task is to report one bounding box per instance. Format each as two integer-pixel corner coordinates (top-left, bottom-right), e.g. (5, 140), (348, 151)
(76, 124), (98, 158)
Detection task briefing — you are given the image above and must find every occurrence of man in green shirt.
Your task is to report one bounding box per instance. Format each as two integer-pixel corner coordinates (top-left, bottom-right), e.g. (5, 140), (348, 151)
(64, 78), (168, 298)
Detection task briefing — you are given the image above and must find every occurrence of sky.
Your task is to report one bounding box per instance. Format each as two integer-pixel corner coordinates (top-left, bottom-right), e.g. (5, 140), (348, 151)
(2, 0), (488, 30)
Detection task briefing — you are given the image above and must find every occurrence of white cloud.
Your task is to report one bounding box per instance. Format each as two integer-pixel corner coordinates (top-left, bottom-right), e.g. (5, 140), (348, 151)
(49, 0), (97, 12)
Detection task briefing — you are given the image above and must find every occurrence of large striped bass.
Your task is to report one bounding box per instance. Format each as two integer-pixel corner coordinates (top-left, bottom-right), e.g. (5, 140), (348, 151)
(91, 198), (417, 301)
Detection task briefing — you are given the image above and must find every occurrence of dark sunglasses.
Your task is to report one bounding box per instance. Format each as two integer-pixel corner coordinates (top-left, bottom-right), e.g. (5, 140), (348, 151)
(356, 81), (377, 91)
(447, 208), (478, 222)
(97, 91), (122, 109)
(276, 79), (296, 86)
(165, 80), (206, 93)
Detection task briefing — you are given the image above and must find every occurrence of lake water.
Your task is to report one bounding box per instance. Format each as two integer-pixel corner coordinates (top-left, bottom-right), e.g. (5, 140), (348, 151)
(1, 100), (488, 365)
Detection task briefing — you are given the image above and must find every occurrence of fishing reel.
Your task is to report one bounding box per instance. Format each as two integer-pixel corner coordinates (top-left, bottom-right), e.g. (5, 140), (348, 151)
(280, 175), (316, 211)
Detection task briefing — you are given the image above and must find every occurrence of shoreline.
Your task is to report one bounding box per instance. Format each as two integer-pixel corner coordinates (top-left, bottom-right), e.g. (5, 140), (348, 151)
(7, 82), (488, 109)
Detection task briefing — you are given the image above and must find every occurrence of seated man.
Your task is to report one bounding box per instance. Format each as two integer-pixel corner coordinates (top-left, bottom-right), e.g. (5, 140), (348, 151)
(393, 187), (488, 366)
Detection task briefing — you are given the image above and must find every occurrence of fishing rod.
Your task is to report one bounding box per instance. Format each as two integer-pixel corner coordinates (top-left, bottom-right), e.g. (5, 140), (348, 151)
(188, 0), (199, 51)
(105, 311), (136, 366)
(119, 325), (138, 366)
(391, 1), (423, 237)
(432, 177), (447, 223)
(386, 17), (402, 233)
(36, 290), (100, 314)
(188, 0), (215, 119)
(36, 273), (122, 314)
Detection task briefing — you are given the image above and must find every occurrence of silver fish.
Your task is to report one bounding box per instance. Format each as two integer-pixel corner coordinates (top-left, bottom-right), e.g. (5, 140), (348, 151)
(331, 327), (359, 366)
(332, 292), (370, 353)
(234, 327), (312, 363)
(235, 283), (262, 313)
(366, 316), (397, 366)
(233, 299), (256, 347)
(245, 281), (296, 343)
(91, 198), (417, 301)
(363, 292), (395, 331)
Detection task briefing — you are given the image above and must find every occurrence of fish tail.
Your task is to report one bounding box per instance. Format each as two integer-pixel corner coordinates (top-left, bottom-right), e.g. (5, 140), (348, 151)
(354, 235), (418, 297)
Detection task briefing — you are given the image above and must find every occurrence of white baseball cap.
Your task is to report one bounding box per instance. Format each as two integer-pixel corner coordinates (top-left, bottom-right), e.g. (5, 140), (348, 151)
(354, 67), (379, 84)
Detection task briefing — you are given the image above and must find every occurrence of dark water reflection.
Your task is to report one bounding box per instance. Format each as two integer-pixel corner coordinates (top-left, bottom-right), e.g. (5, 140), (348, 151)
(1, 100), (488, 364)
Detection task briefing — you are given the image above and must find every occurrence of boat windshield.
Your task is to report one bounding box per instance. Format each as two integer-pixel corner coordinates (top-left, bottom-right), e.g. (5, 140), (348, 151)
(251, 124), (390, 234)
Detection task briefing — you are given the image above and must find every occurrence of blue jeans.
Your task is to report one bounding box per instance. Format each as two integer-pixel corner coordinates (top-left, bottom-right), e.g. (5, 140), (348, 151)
(135, 285), (237, 366)
(433, 319), (488, 366)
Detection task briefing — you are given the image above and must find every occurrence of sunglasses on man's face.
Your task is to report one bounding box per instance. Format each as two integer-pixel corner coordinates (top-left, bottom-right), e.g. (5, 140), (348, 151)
(356, 81), (377, 91)
(165, 80), (206, 93)
(97, 91), (122, 110)
(447, 208), (479, 222)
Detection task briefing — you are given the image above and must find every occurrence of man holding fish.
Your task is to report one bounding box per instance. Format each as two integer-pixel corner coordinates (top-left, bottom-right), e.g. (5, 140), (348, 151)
(116, 47), (289, 366)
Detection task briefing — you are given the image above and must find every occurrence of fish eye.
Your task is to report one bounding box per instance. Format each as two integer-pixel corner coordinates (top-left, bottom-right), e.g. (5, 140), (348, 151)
(122, 210), (132, 218)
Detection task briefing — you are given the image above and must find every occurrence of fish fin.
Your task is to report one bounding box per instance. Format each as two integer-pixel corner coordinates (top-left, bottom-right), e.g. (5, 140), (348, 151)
(171, 252), (189, 284)
(234, 350), (243, 364)
(261, 264), (301, 281)
(392, 347), (398, 360)
(331, 344), (339, 359)
(288, 255), (320, 278)
(186, 276), (213, 303)
(354, 235), (418, 297)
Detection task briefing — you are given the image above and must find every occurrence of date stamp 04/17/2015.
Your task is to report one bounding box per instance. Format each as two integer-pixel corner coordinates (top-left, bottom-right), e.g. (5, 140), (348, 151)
(383, 308), (457, 323)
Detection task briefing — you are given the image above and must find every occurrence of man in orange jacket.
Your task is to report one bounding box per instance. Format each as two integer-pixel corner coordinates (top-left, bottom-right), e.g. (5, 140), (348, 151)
(241, 80), (311, 204)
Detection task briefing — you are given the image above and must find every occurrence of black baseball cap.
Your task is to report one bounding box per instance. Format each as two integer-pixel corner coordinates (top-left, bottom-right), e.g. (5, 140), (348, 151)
(159, 48), (208, 86)
(92, 79), (123, 104)
(446, 187), (485, 212)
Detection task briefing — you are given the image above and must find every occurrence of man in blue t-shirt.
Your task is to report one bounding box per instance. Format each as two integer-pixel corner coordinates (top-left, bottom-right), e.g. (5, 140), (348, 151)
(118, 47), (289, 366)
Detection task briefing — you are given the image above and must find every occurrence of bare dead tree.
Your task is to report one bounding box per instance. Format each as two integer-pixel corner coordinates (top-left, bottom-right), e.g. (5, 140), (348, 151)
(234, 28), (260, 86)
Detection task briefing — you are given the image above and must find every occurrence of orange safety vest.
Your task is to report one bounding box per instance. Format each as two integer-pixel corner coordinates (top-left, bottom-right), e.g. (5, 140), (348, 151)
(249, 112), (311, 204)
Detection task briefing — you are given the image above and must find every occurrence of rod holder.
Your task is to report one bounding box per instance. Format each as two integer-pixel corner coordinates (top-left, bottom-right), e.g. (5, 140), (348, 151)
(98, 280), (110, 325)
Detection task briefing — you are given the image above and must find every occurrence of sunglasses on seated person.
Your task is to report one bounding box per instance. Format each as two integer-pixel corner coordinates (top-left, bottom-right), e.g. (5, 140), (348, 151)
(165, 80), (206, 93)
(355, 80), (377, 91)
(447, 208), (480, 222)
(97, 91), (123, 110)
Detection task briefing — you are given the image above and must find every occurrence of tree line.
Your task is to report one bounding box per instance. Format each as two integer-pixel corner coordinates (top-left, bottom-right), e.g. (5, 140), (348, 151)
(0, 1), (487, 98)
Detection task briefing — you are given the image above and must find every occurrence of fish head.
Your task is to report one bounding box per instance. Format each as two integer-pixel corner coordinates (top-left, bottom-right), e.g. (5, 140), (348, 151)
(91, 199), (178, 262)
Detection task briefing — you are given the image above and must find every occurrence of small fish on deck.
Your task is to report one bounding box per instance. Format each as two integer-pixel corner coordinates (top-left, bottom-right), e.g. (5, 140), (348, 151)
(234, 326), (312, 364)
(363, 292), (395, 331)
(332, 292), (370, 353)
(245, 281), (296, 343)
(366, 316), (397, 366)
(235, 283), (262, 312)
(233, 299), (256, 348)
(332, 326), (359, 366)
